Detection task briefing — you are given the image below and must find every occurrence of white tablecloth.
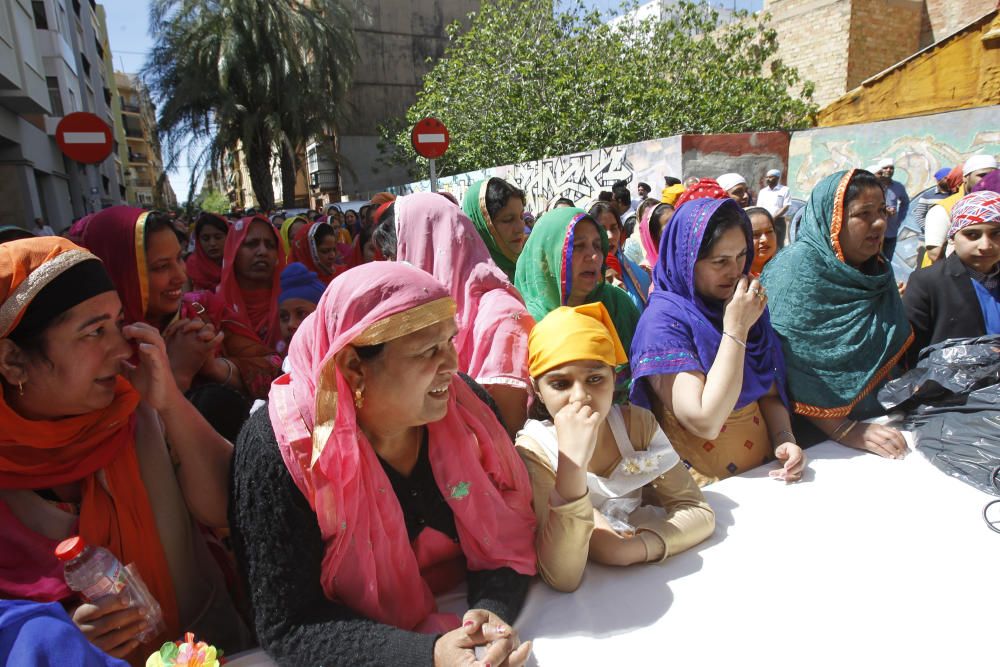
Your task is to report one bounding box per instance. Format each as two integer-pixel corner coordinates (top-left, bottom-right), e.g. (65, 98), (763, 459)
(517, 438), (998, 666)
(224, 437), (998, 666)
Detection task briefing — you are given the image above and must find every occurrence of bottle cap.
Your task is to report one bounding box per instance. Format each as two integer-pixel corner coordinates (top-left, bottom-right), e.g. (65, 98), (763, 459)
(55, 536), (86, 561)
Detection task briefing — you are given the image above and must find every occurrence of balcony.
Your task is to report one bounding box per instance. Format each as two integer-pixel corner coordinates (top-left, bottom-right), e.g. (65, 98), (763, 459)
(121, 99), (140, 114)
(125, 128), (144, 139)
(132, 178), (154, 188)
(128, 152), (148, 164)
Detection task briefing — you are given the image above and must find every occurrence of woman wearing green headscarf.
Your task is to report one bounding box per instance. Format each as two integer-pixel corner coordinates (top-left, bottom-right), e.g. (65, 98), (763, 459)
(761, 169), (912, 457)
(463, 178), (528, 280)
(515, 207), (641, 386)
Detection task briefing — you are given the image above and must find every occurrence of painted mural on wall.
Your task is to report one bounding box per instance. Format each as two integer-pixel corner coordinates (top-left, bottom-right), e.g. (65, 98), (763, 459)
(390, 136), (682, 214)
(789, 106), (1000, 198)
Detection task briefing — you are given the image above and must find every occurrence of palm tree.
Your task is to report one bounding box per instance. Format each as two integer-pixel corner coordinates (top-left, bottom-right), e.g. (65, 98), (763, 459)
(144, 0), (356, 210)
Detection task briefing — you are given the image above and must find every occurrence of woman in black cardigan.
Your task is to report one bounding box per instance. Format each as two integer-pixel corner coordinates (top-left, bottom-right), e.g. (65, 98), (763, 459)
(230, 263), (537, 666)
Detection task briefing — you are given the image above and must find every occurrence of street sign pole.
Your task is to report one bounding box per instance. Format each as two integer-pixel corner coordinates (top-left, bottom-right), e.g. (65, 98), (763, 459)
(411, 117), (449, 194)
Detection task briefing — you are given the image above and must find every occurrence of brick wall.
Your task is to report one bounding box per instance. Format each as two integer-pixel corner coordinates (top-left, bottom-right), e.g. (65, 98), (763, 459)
(847, 0), (923, 89)
(765, 0), (854, 106)
(921, 0), (996, 45)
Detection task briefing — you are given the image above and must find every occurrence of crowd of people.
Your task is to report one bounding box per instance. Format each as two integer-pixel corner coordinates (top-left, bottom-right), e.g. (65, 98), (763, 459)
(0, 152), (998, 666)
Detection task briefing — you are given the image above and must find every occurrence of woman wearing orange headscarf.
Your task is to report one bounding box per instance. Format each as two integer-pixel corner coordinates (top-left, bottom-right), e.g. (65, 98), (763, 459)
(0, 238), (250, 664)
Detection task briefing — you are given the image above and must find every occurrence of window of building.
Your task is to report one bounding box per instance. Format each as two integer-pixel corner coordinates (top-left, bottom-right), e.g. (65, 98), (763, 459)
(71, 0), (80, 17)
(46, 76), (64, 117)
(32, 1), (49, 29)
(81, 54), (90, 77)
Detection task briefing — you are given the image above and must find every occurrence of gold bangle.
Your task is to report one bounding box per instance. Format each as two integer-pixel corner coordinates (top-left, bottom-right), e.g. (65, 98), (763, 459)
(831, 418), (858, 442)
(838, 420), (859, 441)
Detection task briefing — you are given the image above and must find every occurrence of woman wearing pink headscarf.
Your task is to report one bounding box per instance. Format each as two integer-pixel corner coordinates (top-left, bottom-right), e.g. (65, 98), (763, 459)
(637, 201), (677, 272)
(230, 262), (536, 666)
(372, 192), (536, 437)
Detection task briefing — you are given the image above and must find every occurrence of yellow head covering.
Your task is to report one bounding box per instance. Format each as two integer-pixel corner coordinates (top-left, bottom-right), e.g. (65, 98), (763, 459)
(660, 184), (686, 207)
(528, 302), (628, 378)
(279, 216), (306, 262)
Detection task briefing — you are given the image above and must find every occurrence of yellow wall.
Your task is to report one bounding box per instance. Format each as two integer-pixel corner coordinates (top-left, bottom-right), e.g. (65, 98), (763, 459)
(817, 11), (1000, 127)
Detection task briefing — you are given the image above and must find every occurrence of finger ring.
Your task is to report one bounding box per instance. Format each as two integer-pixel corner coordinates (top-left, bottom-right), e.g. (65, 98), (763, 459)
(752, 288), (761, 296)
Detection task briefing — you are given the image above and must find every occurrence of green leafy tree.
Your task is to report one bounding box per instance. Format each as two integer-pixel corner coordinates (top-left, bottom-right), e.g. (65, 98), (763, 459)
(197, 188), (230, 214)
(381, 0), (816, 177)
(144, 0), (356, 209)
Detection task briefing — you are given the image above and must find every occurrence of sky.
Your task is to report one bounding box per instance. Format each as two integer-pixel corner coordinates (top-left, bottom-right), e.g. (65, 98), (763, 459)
(100, 0), (763, 202)
(101, 0), (200, 202)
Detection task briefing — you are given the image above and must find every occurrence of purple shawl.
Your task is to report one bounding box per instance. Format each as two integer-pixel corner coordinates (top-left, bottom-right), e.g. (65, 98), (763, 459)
(629, 197), (788, 410)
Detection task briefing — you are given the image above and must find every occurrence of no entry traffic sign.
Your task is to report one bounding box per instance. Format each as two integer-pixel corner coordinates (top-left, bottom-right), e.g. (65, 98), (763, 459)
(410, 117), (450, 160)
(56, 112), (113, 164)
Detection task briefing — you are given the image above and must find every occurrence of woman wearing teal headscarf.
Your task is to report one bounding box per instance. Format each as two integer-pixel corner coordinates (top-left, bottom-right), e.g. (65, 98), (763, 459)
(761, 169), (912, 457)
(515, 207), (641, 383)
(463, 178), (527, 280)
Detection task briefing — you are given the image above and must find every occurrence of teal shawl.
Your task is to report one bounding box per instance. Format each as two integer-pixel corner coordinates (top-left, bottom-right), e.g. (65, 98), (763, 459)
(514, 207), (641, 354)
(761, 170), (912, 419)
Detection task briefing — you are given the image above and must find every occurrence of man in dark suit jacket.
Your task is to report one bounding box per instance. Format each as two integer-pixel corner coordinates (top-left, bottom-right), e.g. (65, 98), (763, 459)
(904, 253), (987, 364)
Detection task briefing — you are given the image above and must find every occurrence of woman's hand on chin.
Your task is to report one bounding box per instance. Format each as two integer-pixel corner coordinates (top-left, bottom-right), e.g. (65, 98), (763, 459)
(122, 323), (184, 413)
(433, 609), (531, 667)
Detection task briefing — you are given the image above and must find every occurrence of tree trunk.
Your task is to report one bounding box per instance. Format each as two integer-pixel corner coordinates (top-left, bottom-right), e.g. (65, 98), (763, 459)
(246, 133), (275, 211)
(279, 143), (297, 208)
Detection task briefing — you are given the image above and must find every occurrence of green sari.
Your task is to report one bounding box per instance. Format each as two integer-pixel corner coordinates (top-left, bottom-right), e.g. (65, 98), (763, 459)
(761, 170), (912, 419)
(514, 207), (641, 357)
(462, 179), (519, 280)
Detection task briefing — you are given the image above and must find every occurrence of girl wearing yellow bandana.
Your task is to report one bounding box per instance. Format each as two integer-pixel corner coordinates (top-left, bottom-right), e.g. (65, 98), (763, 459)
(516, 303), (716, 593)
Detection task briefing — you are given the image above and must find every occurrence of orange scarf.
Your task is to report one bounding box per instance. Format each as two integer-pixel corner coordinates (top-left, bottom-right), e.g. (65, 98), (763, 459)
(0, 379), (180, 645)
(0, 238), (179, 644)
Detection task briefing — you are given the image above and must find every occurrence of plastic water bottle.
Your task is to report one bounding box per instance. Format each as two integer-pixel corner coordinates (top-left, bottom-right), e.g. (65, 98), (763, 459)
(55, 535), (165, 642)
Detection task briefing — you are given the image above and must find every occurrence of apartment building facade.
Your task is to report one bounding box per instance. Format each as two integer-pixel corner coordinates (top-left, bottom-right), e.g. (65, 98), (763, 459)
(115, 71), (174, 208)
(0, 0), (128, 232)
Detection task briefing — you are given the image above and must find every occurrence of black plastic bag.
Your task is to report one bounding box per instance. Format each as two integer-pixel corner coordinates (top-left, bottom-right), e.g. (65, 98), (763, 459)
(879, 335), (1000, 414)
(906, 411), (1000, 497)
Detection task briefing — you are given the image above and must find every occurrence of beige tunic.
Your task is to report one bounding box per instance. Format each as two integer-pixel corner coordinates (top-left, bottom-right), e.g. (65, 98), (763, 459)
(516, 405), (716, 592)
(655, 401), (773, 487)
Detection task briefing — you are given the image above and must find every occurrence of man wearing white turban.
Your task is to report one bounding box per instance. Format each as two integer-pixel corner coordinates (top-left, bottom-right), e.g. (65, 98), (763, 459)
(924, 154), (998, 264)
(717, 172), (750, 207)
(755, 168), (790, 218)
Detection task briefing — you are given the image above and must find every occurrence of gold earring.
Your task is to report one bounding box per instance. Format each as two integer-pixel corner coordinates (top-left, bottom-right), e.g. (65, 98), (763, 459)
(353, 388), (364, 409)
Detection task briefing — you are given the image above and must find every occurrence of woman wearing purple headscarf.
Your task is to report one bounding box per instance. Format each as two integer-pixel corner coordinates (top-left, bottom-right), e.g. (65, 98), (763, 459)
(629, 198), (805, 486)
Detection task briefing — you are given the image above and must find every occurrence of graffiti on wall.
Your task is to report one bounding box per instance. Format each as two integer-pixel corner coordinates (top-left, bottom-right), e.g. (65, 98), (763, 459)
(789, 107), (1000, 197)
(390, 136), (683, 214)
(510, 145), (634, 210)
